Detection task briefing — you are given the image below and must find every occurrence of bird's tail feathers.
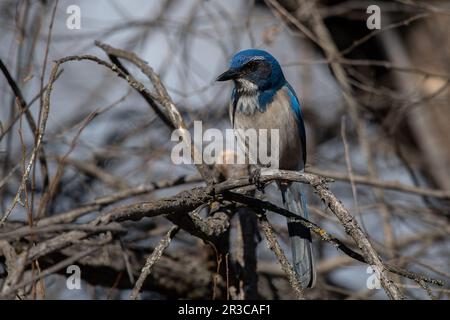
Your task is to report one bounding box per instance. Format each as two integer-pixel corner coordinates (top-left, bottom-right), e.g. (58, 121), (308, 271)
(281, 182), (316, 288)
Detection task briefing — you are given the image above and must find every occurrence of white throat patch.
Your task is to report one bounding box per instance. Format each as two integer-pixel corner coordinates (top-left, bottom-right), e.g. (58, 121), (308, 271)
(236, 79), (258, 94)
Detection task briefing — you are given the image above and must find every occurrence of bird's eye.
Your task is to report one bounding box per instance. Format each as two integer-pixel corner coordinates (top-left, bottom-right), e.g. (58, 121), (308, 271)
(244, 60), (259, 70)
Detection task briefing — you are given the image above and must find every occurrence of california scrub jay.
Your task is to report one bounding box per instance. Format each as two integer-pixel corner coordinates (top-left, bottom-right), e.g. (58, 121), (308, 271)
(217, 49), (315, 288)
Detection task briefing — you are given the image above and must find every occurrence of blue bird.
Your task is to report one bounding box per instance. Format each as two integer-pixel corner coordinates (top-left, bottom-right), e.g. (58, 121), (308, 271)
(217, 49), (316, 288)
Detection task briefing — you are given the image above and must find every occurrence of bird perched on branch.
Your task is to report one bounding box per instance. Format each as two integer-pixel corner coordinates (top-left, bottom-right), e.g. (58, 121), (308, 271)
(216, 49), (316, 288)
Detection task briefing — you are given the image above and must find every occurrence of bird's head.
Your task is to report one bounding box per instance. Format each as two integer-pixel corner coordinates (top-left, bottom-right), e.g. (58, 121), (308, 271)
(216, 49), (285, 94)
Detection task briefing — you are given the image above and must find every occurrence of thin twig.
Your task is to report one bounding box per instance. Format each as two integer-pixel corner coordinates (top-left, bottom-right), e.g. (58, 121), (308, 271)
(1, 246), (100, 298)
(129, 226), (179, 299)
(95, 41), (215, 184)
(258, 215), (305, 300)
(308, 167), (450, 199)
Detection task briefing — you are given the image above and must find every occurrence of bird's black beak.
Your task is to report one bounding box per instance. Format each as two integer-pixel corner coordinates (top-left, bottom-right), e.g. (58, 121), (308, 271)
(216, 68), (240, 81)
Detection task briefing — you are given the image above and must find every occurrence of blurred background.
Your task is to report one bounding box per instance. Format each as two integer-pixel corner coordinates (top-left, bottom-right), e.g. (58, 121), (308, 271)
(0, 0), (449, 299)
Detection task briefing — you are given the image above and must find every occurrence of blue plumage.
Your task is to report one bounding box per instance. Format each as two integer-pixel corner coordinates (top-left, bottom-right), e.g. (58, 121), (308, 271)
(217, 49), (316, 288)
(286, 83), (307, 165)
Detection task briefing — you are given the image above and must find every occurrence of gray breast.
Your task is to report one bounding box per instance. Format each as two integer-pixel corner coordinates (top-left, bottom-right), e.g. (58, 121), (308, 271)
(230, 88), (303, 170)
